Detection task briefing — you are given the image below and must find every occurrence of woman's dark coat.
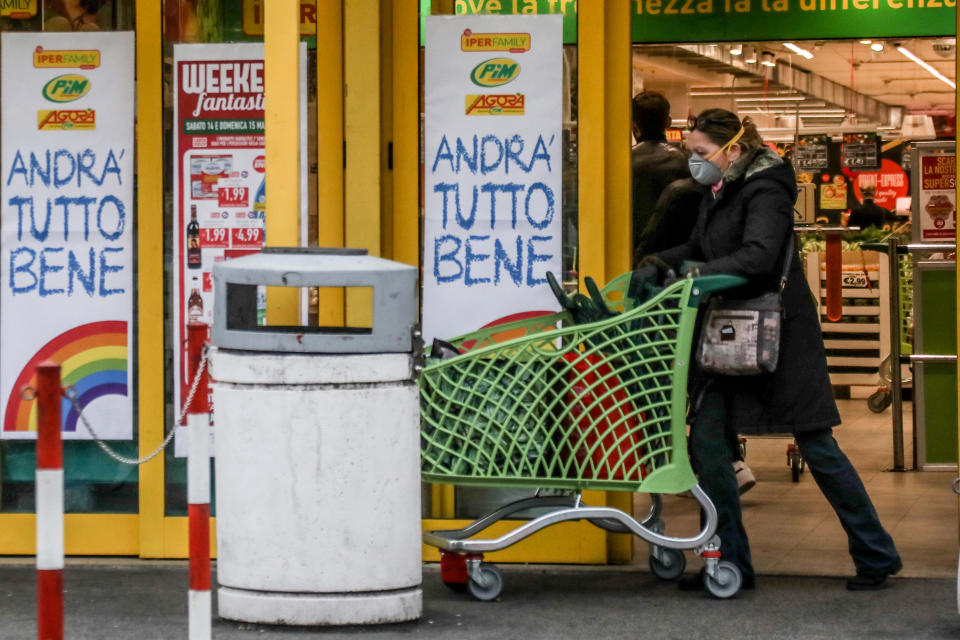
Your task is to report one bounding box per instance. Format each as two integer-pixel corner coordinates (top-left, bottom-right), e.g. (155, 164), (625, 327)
(655, 146), (840, 435)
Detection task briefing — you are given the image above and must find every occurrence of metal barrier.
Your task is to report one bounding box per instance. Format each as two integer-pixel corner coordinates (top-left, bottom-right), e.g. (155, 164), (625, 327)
(25, 327), (211, 640)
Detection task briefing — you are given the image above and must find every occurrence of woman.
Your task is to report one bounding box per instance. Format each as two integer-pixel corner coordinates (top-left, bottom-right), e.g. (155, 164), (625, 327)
(637, 109), (901, 591)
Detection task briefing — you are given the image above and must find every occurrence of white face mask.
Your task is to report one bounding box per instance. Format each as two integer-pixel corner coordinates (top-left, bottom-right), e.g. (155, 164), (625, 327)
(688, 153), (723, 186)
(688, 126), (745, 186)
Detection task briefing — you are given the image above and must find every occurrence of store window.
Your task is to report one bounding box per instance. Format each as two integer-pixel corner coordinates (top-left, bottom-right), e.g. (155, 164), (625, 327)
(160, 0), (320, 516)
(0, 0), (137, 515)
(453, 41), (581, 520)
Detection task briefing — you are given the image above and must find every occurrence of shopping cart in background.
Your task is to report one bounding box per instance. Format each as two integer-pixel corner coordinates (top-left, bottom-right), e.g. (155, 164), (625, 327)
(866, 249), (914, 413)
(419, 273), (747, 601)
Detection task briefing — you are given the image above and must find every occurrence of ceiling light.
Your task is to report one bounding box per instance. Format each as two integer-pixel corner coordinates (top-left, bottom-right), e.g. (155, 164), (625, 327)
(860, 40), (872, 45)
(783, 42), (814, 59)
(871, 42), (884, 52)
(761, 51), (776, 67)
(730, 43), (743, 55)
(744, 46), (758, 63)
(896, 45), (956, 89)
(735, 96), (806, 102)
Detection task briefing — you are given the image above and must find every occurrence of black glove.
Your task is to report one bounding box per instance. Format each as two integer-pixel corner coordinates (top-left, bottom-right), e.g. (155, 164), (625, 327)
(628, 257), (676, 304)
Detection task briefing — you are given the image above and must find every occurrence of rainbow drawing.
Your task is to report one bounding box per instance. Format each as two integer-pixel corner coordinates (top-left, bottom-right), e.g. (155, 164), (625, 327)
(3, 321), (128, 434)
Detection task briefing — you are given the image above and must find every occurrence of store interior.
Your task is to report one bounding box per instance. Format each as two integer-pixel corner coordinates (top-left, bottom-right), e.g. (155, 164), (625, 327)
(629, 37), (957, 576)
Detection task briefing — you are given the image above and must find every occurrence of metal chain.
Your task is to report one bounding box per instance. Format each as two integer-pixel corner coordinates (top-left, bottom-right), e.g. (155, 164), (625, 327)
(66, 347), (210, 466)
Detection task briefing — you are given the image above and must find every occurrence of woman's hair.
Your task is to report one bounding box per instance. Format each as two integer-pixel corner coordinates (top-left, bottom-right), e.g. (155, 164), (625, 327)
(691, 109), (763, 152)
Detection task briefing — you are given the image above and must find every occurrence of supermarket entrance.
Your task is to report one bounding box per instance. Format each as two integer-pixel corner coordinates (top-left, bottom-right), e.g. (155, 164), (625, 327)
(629, 37), (957, 577)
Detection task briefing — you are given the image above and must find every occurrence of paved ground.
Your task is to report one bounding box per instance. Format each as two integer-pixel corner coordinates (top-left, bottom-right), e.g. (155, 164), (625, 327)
(0, 563), (957, 639)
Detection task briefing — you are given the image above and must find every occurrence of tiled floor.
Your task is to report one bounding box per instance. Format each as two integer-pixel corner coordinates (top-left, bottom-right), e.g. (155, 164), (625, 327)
(633, 399), (960, 578)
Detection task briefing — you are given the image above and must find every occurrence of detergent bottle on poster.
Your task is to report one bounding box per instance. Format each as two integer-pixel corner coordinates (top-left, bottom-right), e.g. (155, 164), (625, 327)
(253, 176), (266, 212)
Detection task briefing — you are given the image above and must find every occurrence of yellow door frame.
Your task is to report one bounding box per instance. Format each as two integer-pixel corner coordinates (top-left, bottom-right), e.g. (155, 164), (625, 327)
(578, 1), (635, 564)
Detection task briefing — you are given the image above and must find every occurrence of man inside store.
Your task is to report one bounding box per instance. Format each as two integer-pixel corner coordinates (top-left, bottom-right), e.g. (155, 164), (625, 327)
(630, 91), (692, 262)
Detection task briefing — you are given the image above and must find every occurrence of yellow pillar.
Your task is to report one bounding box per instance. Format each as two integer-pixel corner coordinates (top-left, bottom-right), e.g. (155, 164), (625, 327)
(135, 0), (165, 558)
(344, 0), (382, 326)
(580, 0), (635, 564)
(604, 1), (633, 280)
(316, 0), (345, 326)
(264, 0), (301, 323)
(578, 3), (606, 289)
(392, 0), (421, 267)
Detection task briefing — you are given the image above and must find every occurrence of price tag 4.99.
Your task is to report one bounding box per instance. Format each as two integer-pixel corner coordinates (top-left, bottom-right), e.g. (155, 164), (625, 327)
(231, 227), (263, 248)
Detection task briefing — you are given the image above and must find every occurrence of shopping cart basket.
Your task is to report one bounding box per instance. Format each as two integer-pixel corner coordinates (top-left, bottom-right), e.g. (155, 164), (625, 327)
(420, 274), (747, 600)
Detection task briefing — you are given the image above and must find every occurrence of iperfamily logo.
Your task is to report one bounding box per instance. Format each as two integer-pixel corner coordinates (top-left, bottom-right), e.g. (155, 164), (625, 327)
(37, 109), (96, 130)
(42, 74), (91, 103)
(33, 46), (100, 69)
(1, 0), (37, 19)
(469, 58), (520, 87)
(461, 29), (530, 53)
(465, 94), (525, 116)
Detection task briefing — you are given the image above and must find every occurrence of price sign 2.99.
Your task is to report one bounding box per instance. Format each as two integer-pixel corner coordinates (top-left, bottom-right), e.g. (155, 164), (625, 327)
(231, 227), (263, 248)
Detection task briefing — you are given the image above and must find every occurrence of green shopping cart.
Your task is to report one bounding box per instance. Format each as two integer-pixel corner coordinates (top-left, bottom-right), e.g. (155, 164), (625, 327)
(420, 273), (747, 600)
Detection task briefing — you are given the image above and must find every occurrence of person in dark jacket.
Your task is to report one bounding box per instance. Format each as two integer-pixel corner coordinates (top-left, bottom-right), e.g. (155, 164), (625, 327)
(635, 177), (702, 257)
(636, 109), (901, 591)
(631, 92), (690, 263)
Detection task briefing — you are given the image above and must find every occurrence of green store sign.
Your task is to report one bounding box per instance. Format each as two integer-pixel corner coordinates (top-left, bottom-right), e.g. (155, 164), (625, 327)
(421, 0), (955, 44)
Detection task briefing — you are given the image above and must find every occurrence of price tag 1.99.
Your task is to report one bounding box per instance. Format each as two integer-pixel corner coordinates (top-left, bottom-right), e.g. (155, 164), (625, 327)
(199, 227), (229, 248)
(218, 185), (249, 207)
(231, 227), (263, 248)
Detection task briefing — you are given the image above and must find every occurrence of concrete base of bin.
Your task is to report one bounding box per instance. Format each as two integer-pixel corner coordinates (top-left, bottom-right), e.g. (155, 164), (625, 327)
(211, 350), (422, 626)
(218, 586), (423, 626)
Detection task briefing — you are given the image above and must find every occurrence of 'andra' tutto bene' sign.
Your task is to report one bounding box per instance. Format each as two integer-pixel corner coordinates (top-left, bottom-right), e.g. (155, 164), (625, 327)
(423, 15), (563, 343)
(1, 32), (135, 441)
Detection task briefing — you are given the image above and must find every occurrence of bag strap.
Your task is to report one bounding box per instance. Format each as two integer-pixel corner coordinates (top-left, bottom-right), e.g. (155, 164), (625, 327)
(778, 233), (795, 294)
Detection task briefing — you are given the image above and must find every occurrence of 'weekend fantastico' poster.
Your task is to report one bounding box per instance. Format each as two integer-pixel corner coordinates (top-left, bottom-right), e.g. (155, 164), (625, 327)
(172, 43), (307, 456)
(1, 32), (135, 440)
(423, 15), (563, 343)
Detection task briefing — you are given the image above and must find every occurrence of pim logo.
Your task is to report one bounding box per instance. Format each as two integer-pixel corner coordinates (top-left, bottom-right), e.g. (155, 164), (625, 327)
(42, 74), (90, 103)
(469, 58), (520, 88)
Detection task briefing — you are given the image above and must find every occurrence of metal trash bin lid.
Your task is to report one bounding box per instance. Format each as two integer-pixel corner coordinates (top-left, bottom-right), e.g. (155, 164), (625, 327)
(212, 247), (418, 353)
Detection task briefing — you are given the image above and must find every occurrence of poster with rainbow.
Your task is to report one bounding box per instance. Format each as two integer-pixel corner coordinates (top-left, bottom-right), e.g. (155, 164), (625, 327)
(1, 33), (134, 440)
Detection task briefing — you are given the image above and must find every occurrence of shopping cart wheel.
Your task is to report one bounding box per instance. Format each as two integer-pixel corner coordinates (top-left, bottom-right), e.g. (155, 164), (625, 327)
(649, 547), (686, 581)
(867, 390), (893, 414)
(704, 561), (742, 599)
(440, 551), (469, 593)
(468, 563), (504, 602)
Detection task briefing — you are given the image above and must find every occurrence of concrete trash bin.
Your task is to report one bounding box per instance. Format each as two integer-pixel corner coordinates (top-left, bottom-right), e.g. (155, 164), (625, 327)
(210, 248), (422, 626)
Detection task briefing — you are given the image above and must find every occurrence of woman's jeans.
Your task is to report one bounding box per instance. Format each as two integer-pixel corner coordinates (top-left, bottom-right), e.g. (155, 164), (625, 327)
(690, 389), (901, 580)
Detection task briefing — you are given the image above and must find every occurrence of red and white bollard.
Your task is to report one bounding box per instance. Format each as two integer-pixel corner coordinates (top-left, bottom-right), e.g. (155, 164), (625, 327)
(186, 323), (211, 640)
(35, 361), (63, 640)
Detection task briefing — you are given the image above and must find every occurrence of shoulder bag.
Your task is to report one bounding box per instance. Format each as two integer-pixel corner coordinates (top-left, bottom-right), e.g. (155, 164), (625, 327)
(696, 234), (795, 376)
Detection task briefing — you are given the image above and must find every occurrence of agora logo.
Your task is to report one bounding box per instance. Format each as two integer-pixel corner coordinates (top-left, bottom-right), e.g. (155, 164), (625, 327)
(470, 58), (520, 87)
(42, 74), (90, 103)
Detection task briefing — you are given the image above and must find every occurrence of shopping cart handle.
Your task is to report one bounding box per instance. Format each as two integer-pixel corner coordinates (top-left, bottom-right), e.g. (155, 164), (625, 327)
(688, 274), (750, 307)
(861, 242), (908, 255)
